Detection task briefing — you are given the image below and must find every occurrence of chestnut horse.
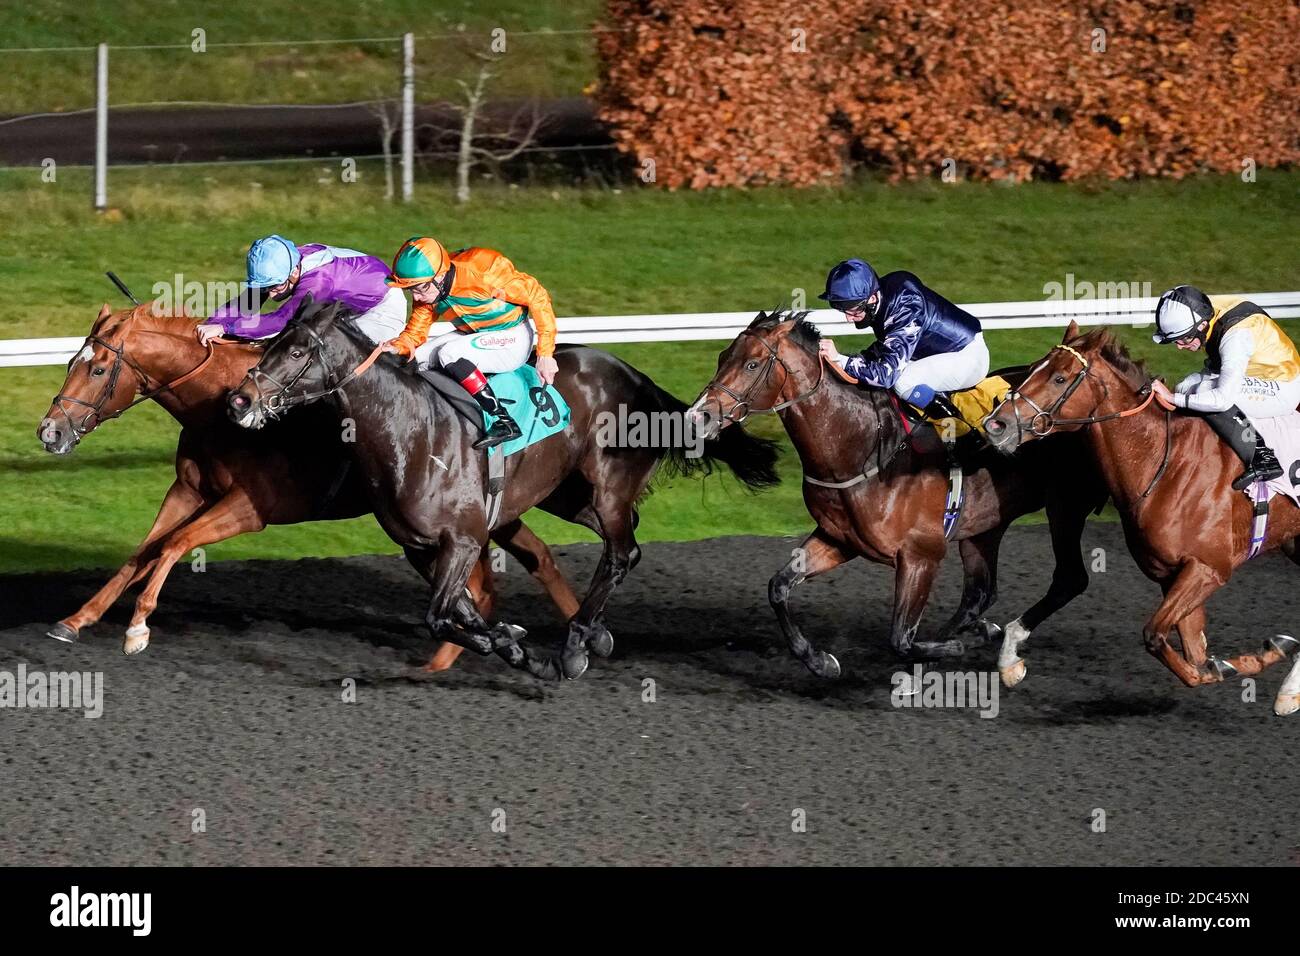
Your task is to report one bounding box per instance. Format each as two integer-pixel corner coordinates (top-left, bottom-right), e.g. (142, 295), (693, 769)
(228, 300), (780, 681)
(37, 302), (581, 663)
(984, 322), (1300, 714)
(688, 310), (1108, 678)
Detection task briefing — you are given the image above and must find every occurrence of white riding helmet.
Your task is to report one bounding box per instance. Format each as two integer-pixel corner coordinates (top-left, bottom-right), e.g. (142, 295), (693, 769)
(1152, 285), (1213, 344)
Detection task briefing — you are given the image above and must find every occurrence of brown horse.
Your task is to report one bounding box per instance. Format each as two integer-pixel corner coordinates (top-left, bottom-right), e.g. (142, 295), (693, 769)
(983, 322), (1300, 713)
(36, 303), (581, 663)
(688, 310), (1107, 678)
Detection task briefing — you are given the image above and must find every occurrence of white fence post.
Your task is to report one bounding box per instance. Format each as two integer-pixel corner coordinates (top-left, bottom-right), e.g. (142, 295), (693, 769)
(94, 42), (108, 210)
(401, 32), (414, 203)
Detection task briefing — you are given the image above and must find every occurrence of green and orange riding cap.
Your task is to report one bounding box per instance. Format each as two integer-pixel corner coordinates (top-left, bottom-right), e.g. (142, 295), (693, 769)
(386, 236), (451, 289)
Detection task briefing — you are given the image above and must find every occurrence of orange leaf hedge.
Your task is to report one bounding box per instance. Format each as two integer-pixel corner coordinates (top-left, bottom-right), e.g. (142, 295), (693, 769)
(596, 0), (1300, 186)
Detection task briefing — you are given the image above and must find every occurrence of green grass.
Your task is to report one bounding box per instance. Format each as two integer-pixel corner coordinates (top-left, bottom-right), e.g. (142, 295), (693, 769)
(1, 167), (1298, 573)
(0, 1), (604, 114)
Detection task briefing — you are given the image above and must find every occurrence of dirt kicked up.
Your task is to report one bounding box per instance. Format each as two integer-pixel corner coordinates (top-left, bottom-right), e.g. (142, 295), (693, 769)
(1, 524), (1297, 866)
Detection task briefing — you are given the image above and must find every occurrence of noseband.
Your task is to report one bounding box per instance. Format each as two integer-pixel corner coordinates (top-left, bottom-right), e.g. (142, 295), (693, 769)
(992, 343), (1158, 440)
(51, 332), (216, 440)
(703, 329), (825, 425)
(244, 322), (384, 419)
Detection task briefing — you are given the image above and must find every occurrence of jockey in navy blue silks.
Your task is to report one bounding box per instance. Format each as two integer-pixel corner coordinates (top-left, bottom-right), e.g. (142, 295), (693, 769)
(816, 259), (990, 420)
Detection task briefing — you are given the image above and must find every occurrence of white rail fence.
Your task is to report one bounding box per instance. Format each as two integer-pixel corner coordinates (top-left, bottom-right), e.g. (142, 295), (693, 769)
(2, 292), (1299, 368)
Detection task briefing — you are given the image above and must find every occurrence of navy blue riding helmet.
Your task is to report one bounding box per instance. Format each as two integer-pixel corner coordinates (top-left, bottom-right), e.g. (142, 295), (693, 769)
(819, 258), (881, 328)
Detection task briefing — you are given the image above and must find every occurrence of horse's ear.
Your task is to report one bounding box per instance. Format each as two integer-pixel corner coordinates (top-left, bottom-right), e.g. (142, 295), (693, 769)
(294, 293), (317, 321)
(97, 303), (112, 321)
(1062, 320), (1079, 343)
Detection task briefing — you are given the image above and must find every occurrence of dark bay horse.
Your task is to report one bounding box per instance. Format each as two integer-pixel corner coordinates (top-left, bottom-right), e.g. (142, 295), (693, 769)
(37, 302), (582, 661)
(227, 300), (780, 681)
(688, 310), (1107, 679)
(983, 322), (1300, 714)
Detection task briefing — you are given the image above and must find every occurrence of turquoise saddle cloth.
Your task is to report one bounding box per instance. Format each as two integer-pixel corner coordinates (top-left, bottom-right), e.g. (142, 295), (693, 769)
(484, 364), (571, 458)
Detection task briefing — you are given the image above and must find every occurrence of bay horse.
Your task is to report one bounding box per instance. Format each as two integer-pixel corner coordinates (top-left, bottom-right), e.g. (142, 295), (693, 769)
(688, 310), (1108, 679)
(37, 302), (582, 665)
(983, 322), (1300, 714)
(227, 299), (780, 681)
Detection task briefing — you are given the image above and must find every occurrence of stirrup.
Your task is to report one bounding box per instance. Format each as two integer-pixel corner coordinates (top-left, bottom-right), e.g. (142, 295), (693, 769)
(1232, 464), (1282, 492)
(474, 415), (521, 450)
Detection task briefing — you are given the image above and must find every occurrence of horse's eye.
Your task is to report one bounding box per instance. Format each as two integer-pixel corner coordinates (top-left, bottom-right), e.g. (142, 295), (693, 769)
(1053, 374), (1067, 385)
(290, 349), (304, 359)
(92, 367), (106, 377)
(746, 361), (759, 371)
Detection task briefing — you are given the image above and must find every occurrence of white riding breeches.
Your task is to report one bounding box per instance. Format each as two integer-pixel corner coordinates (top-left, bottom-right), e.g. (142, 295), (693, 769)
(425, 322), (535, 374)
(351, 288), (412, 347)
(894, 332), (990, 397)
(351, 290), (535, 373)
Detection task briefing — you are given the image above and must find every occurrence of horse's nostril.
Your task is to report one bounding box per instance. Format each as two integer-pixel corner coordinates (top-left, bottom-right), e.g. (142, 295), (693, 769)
(230, 393), (249, 410)
(986, 419), (1003, 435)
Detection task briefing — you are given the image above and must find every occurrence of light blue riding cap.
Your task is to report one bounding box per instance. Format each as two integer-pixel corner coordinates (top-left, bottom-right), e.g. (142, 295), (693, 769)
(246, 235), (302, 288)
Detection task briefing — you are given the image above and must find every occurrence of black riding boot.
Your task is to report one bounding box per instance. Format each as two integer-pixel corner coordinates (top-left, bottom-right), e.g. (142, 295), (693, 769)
(471, 382), (522, 449)
(923, 394), (974, 446)
(923, 394), (963, 421)
(1202, 407), (1283, 491)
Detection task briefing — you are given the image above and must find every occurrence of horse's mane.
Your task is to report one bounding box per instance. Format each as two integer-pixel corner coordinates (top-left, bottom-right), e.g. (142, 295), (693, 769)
(748, 308), (821, 353)
(286, 297), (416, 377)
(93, 301), (200, 339)
(1070, 326), (1150, 386)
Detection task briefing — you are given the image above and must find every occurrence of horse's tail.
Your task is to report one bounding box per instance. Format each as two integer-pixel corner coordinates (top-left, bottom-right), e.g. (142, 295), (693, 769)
(645, 381), (781, 491)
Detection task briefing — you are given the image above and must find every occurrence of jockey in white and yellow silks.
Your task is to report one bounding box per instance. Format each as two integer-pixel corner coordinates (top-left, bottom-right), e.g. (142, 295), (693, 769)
(1149, 285), (1293, 490)
(380, 236), (559, 450)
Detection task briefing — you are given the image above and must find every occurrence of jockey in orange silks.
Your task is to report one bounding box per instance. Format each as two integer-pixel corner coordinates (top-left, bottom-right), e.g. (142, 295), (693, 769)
(381, 237), (559, 449)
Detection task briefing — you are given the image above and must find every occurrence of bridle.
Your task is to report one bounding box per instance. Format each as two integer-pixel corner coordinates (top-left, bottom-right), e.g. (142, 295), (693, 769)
(992, 343), (1161, 439)
(991, 342), (1175, 498)
(51, 331), (217, 440)
(243, 321), (384, 419)
(701, 328), (825, 425)
(702, 327), (907, 490)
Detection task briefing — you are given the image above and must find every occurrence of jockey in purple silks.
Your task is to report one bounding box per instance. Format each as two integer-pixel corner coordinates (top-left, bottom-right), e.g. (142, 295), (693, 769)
(195, 235), (409, 347)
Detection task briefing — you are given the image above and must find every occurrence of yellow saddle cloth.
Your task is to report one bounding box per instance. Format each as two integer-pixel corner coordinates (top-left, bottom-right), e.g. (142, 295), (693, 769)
(914, 375), (1013, 437)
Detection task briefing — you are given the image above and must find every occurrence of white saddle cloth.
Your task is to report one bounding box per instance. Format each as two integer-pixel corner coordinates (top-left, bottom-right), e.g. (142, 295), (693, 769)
(1248, 413), (1300, 506)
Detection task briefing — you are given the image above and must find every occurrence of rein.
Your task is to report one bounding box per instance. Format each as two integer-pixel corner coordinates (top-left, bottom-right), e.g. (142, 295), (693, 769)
(998, 343), (1177, 497)
(52, 330), (222, 439)
(244, 322), (386, 418)
(703, 329), (825, 425)
(700, 328), (905, 490)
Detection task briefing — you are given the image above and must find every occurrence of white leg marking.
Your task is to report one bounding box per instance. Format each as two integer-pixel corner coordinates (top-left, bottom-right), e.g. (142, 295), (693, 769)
(1274, 656), (1300, 716)
(123, 623), (151, 656)
(998, 617), (1031, 687)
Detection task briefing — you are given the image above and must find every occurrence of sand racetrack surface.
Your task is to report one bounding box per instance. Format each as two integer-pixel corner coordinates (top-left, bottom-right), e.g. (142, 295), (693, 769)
(2, 524), (1297, 866)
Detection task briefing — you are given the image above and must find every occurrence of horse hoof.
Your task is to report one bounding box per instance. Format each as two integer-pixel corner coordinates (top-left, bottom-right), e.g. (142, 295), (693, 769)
(494, 622), (527, 646)
(47, 622), (78, 644)
(123, 625), (150, 656)
(999, 658), (1026, 688)
(805, 651), (840, 680)
(1274, 657), (1300, 715)
(561, 648), (589, 681)
(1208, 656), (1238, 680)
(1267, 634), (1299, 657)
(588, 626), (614, 659)
(524, 651), (562, 682)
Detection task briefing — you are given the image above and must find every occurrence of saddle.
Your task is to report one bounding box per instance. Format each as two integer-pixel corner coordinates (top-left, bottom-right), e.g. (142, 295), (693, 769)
(415, 365), (492, 439)
(898, 366), (1026, 440)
